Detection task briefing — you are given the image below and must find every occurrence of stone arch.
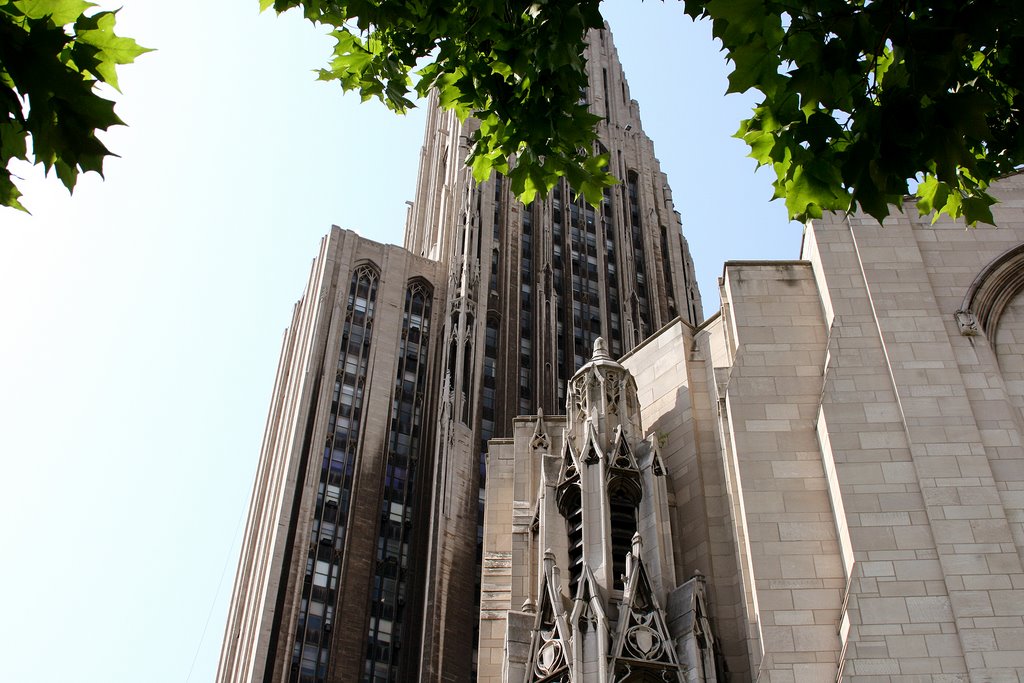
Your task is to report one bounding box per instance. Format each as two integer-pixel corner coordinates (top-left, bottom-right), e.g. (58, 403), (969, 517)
(405, 275), (433, 299)
(959, 244), (1024, 414)
(351, 259), (381, 275)
(959, 243), (1024, 339)
(993, 292), (1024, 414)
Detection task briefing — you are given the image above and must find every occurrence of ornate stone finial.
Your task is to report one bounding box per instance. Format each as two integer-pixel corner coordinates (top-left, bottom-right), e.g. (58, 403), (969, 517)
(592, 336), (611, 362)
(551, 565), (562, 594)
(531, 410), (550, 450)
(543, 548), (556, 573)
(623, 533), (642, 578)
(631, 532), (643, 565)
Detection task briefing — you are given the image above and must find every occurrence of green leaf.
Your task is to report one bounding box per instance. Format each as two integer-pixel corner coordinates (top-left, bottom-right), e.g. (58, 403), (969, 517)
(75, 11), (153, 89)
(742, 126), (774, 165)
(783, 166), (813, 219)
(490, 60), (512, 81)
(915, 175), (950, 220)
(14, 0), (92, 25)
(471, 149), (494, 184)
(0, 120), (27, 161)
(1, 0), (145, 210)
(962, 193), (996, 227)
(254, 0), (1024, 225)
(0, 168), (27, 211)
(942, 189), (963, 221)
(705, 0), (769, 38)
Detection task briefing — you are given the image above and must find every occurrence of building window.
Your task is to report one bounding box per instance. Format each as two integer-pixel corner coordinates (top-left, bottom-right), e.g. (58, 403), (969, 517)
(365, 279), (433, 683)
(660, 226), (677, 319)
(608, 477), (641, 591)
(291, 263), (379, 683)
(627, 171), (651, 338)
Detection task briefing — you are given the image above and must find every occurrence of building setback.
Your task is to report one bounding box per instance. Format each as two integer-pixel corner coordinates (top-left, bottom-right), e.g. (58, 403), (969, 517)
(217, 25), (702, 683)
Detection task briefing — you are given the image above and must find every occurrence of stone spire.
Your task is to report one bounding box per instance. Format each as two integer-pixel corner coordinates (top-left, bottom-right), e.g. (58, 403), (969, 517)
(522, 337), (685, 682)
(565, 337), (644, 452)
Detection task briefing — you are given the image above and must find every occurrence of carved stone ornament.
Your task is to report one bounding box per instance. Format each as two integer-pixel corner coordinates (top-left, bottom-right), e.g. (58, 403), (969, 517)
(623, 613), (666, 661)
(572, 375), (590, 418)
(577, 603), (597, 632)
(531, 411), (550, 450)
(609, 548), (683, 681)
(605, 370), (621, 415)
(527, 566), (572, 683)
(955, 309), (980, 336)
(558, 440), (580, 484)
(611, 432), (637, 471)
(534, 632), (565, 678)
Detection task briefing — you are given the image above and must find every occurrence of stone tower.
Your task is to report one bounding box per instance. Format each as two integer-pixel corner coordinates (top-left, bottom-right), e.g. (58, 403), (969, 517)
(480, 339), (721, 682)
(410, 26), (703, 680)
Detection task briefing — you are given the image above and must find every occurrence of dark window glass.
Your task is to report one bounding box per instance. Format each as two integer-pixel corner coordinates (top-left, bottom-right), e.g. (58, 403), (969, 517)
(291, 264), (379, 683)
(365, 280), (433, 683)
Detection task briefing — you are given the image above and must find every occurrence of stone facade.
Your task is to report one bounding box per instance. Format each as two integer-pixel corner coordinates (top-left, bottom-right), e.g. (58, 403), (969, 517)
(588, 175), (1024, 681)
(216, 229), (447, 683)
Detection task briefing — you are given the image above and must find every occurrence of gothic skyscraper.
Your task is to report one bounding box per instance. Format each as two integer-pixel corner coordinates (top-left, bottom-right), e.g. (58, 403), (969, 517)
(217, 25), (702, 683)
(406, 25), (701, 682)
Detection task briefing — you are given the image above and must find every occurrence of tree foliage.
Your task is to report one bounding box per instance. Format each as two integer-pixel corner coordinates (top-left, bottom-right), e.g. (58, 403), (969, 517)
(699, 0), (1024, 226)
(270, 0), (1023, 226)
(0, 0), (149, 210)
(263, 0), (611, 205)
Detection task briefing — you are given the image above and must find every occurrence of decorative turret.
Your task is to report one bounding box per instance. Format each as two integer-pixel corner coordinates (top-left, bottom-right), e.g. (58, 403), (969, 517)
(557, 338), (646, 596)
(565, 338), (644, 452)
(521, 338), (687, 682)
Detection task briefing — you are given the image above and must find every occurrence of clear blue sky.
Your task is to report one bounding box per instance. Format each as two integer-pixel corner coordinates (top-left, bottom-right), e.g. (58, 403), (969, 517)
(0, 2), (798, 681)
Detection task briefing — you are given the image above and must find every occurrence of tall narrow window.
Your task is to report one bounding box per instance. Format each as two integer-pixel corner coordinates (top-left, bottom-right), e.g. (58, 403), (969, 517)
(291, 263), (379, 683)
(608, 478), (641, 591)
(627, 171), (651, 338)
(602, 185), (622, 356)
(365, 280), (433, 683)
(660, 226), (677, 319)
(462, 339), (474, 424)
(564, 486), (584, 596)
(556, 453), (584, 598)
(568, 190), (602, 372)
(492, 175), (503, 241)
(481, 317), (498, 440)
